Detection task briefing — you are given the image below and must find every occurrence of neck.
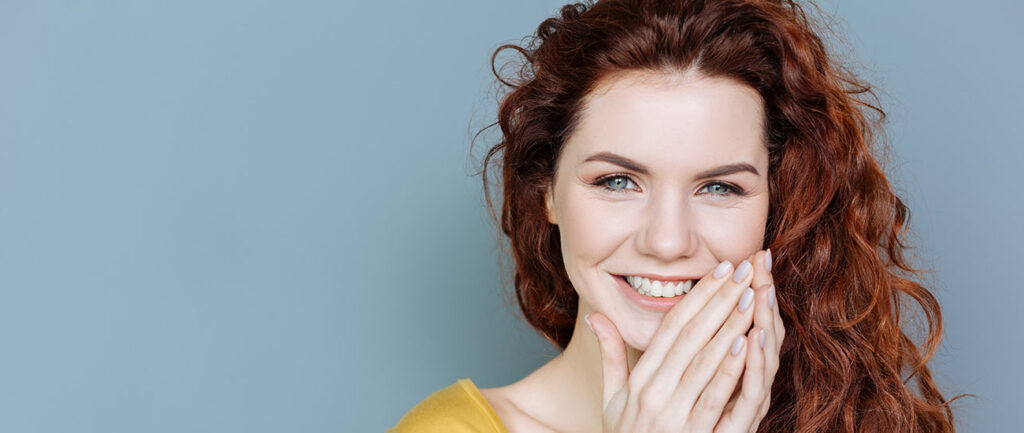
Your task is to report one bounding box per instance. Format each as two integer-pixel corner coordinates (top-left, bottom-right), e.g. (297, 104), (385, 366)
(509, 303), (641, 433)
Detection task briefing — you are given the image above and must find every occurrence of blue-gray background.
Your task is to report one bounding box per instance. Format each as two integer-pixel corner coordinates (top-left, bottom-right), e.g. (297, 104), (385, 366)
(0, 0), (1020, 431)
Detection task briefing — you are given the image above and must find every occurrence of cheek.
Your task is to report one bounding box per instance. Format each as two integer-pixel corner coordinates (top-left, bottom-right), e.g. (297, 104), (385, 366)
(557, 193), (633, 265)
(695, 203), (768, 261)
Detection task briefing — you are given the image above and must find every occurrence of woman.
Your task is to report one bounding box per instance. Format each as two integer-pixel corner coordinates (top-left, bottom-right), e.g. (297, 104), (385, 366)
(391, 0), (959, 431)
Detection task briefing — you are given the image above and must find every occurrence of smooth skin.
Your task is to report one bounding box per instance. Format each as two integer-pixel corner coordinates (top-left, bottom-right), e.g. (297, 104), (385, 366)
(479, 69), (786, 432)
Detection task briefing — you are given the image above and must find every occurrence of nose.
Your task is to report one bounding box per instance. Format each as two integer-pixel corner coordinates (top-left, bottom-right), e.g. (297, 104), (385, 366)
(635, 190), (699, 262)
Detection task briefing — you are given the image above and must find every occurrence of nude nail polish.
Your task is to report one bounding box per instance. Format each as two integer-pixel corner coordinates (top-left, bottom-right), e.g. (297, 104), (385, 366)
(713, 260), (732, 279)
(738, 287), (754, 312)
(731, 336), (745, 356)
(733, 260), (751, 283)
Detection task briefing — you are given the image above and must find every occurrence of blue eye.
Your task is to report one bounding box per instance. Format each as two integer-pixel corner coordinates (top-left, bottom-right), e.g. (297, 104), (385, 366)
(698, 182), (745, 197)
(591, 176), (747, 198)
(593, 174), (637, 193)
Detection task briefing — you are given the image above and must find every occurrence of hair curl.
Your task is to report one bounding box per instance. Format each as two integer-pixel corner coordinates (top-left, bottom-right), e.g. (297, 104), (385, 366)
(473, 0), (964, 431)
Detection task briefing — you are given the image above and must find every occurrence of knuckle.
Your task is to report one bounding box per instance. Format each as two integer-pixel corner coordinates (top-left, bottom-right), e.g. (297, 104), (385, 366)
(697, 391), (726, 414)
(636, 384), (665, 413)
(732, 310), (753, 329)
(678, 322), (700, 341)
(741, 381), (764, 400)
(720, 362), (743, 382)
(691, 351), (715, 373)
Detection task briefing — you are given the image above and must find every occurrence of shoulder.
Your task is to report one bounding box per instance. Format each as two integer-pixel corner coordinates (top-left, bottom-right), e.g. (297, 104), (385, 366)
(388, 379), (509, 433)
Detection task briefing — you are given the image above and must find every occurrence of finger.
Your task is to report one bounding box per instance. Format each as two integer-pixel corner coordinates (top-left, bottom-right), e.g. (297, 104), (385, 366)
(761, 285), (782, 386)
(677, 335), (748, 431)
(586, 313), (629, 410)
(643, 260), (754, 397)
(752, 284), (778, 388)
(717, 327), (767, 432)
(751, 398), (771, 433)
(629, 260), (735, 387)
(771, 285), (785, 352)
(748, 249), (774, 294)
(736, 288), (782, 433)
(660, 285), (756, 421)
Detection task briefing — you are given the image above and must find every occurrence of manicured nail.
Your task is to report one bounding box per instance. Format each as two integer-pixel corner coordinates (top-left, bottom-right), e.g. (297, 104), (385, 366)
(733, 260), (752, 283)
(758, 329), (766, 348)
(765, 248), (772, 272)
(768, 285), (776, 309)
(713, 260), (732, 279)
(738, 287), (755, 312)
(584, 314), (594, 334)
(731, 336), (745, 356)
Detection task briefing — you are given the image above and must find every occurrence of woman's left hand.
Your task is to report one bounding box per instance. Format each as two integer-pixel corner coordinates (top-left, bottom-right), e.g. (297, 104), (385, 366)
(713, 249), (785, 433)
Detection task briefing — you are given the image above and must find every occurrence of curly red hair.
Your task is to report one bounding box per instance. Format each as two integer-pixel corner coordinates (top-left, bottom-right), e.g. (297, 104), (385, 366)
(473, 0), (963, 431)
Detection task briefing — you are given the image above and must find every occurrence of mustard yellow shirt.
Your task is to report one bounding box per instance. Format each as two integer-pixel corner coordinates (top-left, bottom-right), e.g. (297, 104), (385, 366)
(388, 378), (509, 433)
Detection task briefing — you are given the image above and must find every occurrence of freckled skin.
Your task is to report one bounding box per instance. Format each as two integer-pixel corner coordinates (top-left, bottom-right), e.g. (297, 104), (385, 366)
(544, 69), (770, 352)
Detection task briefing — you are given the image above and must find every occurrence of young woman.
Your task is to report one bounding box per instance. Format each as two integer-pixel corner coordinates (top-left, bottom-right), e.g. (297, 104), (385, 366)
(391, 0), (958, 431)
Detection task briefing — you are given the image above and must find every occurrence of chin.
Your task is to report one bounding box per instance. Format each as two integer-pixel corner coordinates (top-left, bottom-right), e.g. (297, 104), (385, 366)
(617, 315), (661, 352)
(584, 276), (670, 353)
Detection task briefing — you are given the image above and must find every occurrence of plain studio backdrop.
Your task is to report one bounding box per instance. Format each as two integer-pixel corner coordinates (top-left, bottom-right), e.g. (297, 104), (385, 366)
(0, 0), (1021, 432)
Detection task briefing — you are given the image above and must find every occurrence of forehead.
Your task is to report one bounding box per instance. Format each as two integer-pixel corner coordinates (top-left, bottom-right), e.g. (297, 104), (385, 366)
(565, 70), (767, 170)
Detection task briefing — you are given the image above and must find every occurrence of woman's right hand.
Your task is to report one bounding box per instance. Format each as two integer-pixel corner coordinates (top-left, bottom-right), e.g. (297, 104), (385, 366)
(585, 250), (774, 432)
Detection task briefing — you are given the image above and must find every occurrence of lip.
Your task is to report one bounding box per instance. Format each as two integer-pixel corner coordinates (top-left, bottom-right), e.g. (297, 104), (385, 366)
(613, 273), (687, 312)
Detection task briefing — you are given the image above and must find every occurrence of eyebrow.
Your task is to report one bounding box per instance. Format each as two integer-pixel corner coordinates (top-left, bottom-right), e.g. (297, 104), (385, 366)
(582, 151), (760, 179)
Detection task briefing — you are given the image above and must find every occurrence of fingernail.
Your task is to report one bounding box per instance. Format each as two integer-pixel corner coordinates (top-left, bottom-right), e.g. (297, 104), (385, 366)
(713, 260), (732, 279)
(768, 285), (776, 309)
(731, 336), (745, 356)
(758, 329), (766, 348)
(584, 314), (594, 334)
(733, 260), (751, 283)
(765, 248), (772, 272)
(738, 287), (755, 312)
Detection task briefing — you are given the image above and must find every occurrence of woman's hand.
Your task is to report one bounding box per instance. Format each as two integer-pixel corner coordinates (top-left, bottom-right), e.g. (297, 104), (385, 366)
(586, 250), (784, 432)
(715, 250), (785, 433)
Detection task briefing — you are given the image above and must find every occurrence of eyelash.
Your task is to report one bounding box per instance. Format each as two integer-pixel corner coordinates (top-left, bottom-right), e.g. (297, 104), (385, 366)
(591, 174), (747, 198)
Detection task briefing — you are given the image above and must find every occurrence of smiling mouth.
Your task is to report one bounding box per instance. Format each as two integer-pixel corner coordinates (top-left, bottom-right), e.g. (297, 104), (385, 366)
(617, 275), (694, 297)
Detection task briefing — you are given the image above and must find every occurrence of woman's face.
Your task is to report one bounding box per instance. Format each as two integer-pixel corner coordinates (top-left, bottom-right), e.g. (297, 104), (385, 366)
(545, 70), (770, 351)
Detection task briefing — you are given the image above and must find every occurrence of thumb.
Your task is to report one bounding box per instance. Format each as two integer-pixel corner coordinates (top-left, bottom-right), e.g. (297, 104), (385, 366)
(585, 312), (629, 409)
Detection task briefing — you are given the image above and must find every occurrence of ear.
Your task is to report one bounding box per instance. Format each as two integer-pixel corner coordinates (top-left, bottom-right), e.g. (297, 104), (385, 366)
(544, 184), (558, 225)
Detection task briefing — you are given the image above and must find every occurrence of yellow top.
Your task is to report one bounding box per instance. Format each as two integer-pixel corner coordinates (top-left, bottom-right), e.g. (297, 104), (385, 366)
(387, 378), (509, 433)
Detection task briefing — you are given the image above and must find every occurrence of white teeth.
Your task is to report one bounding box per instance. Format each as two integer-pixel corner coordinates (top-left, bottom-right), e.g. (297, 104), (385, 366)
(663, 281), (678, 295)
(677, 280), (692, 295)
(624, 275), (693, 297)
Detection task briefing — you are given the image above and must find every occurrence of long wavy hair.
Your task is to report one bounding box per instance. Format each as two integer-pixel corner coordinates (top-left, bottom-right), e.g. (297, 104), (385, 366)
(473, 0), (962, 432)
